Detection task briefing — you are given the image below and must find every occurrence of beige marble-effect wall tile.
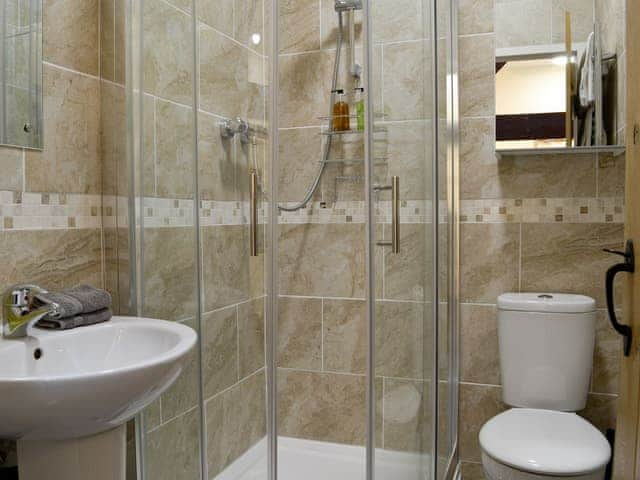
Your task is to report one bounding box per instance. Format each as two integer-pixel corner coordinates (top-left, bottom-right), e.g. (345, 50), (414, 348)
(375, 300), (424, 379)
(579, 392), (617, 433)
(461, 303), (500, 385)
(383, 223), (431, 302)
(43, 0), (99, 75)
(101, 82), (126, 196)
(238, 297), (265, 378)
(383, 378), (425, 452)
(146, 409), (201, 480)
(551, 0), (594, 44)
(143, 0), (193, 105)
(144, 399), (162, 432)
(102, 227), (120, 312)
(142, 94), (157, 196)
(202, 225), (250, 311)
(161, 322), (200, 419)
(142, 227), (196, 321)
(155, 99), (195, 198)
(0, 228), (102, 294)
(198, 112), (239, 201)
(278, 369), (366, 445)
(521, 223), (624, 308)
(198, 0), (233, 36)
(320, 0), (362, 48)
(279, 223), (366, 298)
(0, 147), (23, 191)
(202, 306), (238, 399)
(323, 298), (366, 373)
(461, 462), (486, 480)
(234, 0), (264, 52)
(597, 153), (625, 198)
(459, 383), (506, 463)
(278, 296), (322, 370)
(100, 0), (116, 81)
(278, 51), (334, 128)
(459, 116), (495, 199)
(496, 153), (597, 198)
(279, 0), (320, 53)
(382, 41), (431, 121)
(458, 0), (493, 35)
(592, 309), (621, 394)
(371, 0), (425, 44)
(165, 0), (192, 12)
(206, 370), (266, 477)
(25, 65), (101, 194)
(495, 0), (552, 48)
(459, 34), (494, 118)
(278, 127), (323, 203)
(461, 119), (598, 199)
(114, 0), (127, 84)
(460, 223), (519, 304)
(200, 26), (264, 122)
(375, 121), (432, 201)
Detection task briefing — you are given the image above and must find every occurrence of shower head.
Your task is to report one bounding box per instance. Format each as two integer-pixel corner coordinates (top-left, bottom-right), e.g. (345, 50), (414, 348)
(334, 0), (362, 12)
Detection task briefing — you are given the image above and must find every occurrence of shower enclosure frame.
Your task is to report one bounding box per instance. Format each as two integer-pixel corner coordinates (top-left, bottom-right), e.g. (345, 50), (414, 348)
(124, 0), (461, 477)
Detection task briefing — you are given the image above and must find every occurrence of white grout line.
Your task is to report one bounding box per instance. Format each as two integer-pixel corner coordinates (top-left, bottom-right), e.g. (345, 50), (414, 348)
(147, 405), (199, 434)
(43, 61), (100, 81)
(203, 366), (266, 406)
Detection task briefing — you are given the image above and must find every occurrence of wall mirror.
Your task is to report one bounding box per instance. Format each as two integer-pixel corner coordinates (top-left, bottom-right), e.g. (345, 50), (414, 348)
(495, 0), (623, 154)
(0, 0), (42, 150)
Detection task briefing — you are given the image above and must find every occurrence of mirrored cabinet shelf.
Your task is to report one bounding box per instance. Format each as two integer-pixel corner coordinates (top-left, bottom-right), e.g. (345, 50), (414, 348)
(495, 145), (626, 159)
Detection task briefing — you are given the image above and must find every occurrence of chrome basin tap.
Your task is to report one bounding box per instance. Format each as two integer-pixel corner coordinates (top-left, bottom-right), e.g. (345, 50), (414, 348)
(2, 284), (59, 338)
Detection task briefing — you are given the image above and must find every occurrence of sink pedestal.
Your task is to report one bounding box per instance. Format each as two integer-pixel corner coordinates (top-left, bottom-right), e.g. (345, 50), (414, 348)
(17, 424), (126, 480)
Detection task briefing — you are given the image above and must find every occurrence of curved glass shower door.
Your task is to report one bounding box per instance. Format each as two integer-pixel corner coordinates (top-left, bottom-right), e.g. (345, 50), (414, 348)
(108, 0), (457, 478)
(364, 0), (440, 478)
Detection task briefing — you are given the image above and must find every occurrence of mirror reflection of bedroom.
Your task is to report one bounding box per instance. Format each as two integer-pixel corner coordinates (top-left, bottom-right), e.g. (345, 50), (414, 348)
(495, 2), (623, 153)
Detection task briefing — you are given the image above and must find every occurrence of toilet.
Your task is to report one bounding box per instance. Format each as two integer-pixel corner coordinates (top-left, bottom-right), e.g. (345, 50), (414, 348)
(479, 293), (612, 480)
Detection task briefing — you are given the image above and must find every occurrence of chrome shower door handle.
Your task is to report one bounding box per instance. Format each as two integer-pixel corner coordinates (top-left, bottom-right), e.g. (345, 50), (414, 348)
(250, 171), (258, 257)
(375, 176), (400, 254)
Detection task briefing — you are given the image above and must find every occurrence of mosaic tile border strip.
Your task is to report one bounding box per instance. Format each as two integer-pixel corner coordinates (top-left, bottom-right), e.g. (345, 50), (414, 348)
(0, 191), (102, 231)
(460, 197), (625, 224)
(0, 192), (624, 231)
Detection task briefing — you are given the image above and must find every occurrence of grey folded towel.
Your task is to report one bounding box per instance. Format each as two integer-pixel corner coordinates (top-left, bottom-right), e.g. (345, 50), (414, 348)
(33, 291), (83, 318)
(37, 308), (113, 330)
(34, 284), (112, 319)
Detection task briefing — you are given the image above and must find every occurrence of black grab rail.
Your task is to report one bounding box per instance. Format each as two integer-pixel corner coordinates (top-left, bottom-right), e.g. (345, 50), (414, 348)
(603, 240), (634, 356)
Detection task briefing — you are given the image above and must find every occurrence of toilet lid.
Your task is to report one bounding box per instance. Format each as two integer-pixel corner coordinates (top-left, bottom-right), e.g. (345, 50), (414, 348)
(479, 409), (611, 476)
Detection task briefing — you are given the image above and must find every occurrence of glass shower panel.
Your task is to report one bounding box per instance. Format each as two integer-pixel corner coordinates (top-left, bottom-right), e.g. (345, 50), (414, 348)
(368, 0), (437, 478)
(196, 0), (270, 473)
(435, 0), (458, 476)
(131, 1), (204, 479)
(275, 0), (368, 477)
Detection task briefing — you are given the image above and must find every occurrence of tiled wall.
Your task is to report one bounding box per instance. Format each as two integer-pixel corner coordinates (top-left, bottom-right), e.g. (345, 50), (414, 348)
(274, 0), (435, 460)
(458, 0), (625, 478)
(0, 0), (102, 469)
(494, 0), (594, 49)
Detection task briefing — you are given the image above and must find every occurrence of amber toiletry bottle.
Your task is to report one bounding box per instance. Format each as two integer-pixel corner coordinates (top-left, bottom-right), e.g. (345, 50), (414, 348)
(332, 89), (350, 131)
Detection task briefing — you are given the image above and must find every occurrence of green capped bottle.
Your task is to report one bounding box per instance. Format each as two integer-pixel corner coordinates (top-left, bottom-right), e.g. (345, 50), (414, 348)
(354, 87), (365, 131)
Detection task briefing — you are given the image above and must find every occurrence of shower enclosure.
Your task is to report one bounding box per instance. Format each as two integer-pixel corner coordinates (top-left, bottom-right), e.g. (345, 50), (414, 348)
(100, 0), (459, 478)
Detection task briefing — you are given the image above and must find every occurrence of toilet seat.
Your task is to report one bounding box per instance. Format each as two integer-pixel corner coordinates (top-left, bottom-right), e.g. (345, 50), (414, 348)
(479, 408), (611, 477)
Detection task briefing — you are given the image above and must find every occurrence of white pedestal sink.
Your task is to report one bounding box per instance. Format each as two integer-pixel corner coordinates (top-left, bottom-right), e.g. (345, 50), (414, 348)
(0, 316), (197, 480)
